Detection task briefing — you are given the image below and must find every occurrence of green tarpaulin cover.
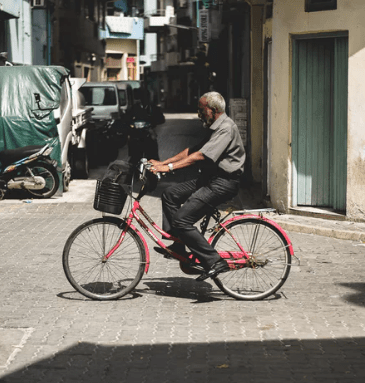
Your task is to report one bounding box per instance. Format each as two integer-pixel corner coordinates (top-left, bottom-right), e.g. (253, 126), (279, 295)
(0, 66), (69, 171)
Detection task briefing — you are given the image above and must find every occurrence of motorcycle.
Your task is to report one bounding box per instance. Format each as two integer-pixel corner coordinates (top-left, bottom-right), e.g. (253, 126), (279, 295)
(86, 118), (121, 167)
(0, 140), (60, 200)
(128, 105), (159, 165)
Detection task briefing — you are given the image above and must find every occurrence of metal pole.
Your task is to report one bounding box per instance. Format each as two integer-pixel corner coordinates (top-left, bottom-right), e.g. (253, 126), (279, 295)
(196, 0), (199, 28)
(47, 4), (51, 65)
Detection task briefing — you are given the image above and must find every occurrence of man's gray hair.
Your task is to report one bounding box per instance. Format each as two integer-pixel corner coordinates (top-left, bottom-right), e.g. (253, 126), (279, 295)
(201, 92), (226, 113)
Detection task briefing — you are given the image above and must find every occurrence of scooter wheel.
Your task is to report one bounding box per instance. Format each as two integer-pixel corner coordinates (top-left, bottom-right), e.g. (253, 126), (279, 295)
(26, 161), (60, 199)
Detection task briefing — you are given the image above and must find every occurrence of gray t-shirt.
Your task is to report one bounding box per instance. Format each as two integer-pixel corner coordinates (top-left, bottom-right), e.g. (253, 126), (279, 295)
(198, 113), (245, 174)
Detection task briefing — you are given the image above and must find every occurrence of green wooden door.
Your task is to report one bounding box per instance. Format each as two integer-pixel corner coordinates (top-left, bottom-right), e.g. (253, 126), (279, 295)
(292, 36), (348, 211)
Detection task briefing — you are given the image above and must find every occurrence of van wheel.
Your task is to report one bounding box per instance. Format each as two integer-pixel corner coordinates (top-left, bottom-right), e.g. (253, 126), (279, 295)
(63, 161), (71, 192)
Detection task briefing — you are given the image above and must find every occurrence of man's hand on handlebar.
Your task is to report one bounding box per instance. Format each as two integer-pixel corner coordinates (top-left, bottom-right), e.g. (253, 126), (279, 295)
(147, 159), (169, 175)
(149, 162), (169, 175)
(148, 159), (162, 166)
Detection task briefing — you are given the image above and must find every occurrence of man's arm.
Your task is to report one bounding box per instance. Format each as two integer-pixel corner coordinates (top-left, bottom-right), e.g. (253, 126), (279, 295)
(150, 150), (205, 174)
(149, 148), (189, 166)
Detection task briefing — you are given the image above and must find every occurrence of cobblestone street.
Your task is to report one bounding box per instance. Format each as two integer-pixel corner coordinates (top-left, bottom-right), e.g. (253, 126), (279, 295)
(1, 198), (365, 382)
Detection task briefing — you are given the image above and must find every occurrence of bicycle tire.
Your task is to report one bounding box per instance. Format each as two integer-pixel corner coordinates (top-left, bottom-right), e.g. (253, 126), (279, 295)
(211, 218), (291, 300)
(62, 217), (146, 300)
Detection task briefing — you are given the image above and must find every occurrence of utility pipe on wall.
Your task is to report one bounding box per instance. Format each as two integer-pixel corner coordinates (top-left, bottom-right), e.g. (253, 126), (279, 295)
(196, 0), (199, 28)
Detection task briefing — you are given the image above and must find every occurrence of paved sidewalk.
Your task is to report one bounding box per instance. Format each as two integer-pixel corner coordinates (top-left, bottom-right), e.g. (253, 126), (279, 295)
(272, 213), (365, 242)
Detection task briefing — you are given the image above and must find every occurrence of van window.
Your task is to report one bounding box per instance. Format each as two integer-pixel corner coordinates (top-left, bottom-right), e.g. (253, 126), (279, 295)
(118, 90), (127, 106)
(80, 87), (117, 106)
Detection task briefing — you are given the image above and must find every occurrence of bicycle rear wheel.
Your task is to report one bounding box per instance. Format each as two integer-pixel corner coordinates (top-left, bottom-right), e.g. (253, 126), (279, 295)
(63, 217), (146, 300)
(211, 218), (291, 300)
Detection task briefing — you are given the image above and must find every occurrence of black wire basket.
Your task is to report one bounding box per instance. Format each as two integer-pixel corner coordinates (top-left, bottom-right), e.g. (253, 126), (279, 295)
(93, 180), (127, 215)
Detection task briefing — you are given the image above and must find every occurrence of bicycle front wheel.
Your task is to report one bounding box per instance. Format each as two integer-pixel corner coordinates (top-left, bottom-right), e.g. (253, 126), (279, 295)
(211, 218), (291, 300)
(63, 217), (146, 300)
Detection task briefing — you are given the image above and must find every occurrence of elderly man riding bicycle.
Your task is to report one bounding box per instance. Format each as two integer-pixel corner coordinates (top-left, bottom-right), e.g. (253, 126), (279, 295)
(149, 91), (246, 281)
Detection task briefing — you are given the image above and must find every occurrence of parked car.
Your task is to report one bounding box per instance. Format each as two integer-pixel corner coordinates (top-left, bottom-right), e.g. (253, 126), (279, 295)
(79, 81), (134, 129)
(79, 81), (134, 165)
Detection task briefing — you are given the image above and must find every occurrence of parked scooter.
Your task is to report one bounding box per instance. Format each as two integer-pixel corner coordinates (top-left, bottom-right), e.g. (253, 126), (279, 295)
(128, 104), (159, 165)
(0, 140), (59, 200)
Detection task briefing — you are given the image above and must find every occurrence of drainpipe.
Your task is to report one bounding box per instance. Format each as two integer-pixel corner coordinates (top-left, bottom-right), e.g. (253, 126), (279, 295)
(22, 0), (24, 63)
(47, 3), (51, 65)
(196, 0), (199, 28)
(136, 39), (140, 80)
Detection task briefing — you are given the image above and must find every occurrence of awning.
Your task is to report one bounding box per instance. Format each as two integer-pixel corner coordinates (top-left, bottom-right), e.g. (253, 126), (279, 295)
(0, 0), (21, 19)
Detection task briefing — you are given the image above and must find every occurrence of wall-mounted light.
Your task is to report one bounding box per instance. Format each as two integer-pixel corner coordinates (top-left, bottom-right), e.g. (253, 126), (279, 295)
(89, 53), (97, 64)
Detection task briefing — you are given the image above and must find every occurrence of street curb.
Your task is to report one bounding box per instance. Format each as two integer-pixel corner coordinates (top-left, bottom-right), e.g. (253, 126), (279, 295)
(275, 219), (365, 242)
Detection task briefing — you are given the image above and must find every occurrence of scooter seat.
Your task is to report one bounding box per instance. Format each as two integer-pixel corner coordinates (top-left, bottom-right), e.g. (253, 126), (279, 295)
(0, 145), (44, 167)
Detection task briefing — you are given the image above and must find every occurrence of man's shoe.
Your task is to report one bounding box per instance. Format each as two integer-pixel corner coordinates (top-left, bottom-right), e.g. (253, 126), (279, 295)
(196, 259), (230, 282)
(154, 243), (189, 259)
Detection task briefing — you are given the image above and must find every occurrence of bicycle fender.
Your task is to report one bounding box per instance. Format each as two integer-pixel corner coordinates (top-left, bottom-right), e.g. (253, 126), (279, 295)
(208, 214), (294, 256)
(130, 223), (150, 273)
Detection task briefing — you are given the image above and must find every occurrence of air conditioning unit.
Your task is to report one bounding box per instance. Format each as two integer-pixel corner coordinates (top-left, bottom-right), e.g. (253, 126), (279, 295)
(32, 0), (46, 8)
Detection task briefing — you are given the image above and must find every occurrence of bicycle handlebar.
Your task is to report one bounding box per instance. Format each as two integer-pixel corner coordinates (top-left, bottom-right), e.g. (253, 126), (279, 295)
(139, 158), (162, 181)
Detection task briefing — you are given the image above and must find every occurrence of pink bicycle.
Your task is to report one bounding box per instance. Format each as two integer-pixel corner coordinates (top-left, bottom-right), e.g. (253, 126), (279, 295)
(62, 161), (294, 301)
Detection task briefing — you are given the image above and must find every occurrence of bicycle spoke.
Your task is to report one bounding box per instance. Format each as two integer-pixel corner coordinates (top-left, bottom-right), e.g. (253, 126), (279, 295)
(63, 218), (145, 300)
(212, 218), (291, 300)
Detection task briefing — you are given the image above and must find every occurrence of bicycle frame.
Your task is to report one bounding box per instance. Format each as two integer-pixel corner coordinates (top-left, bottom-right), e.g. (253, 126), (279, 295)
(208, 214), (295, 256)
(101, 198), (256, 274)
(102, 199), (186, 272)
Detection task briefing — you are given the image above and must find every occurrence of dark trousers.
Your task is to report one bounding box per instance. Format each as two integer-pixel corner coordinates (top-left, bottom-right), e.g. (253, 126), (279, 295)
(162, 176), (239, 270)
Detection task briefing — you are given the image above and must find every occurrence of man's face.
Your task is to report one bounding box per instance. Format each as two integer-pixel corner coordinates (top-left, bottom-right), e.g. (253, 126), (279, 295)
(198, 98), (215, 128)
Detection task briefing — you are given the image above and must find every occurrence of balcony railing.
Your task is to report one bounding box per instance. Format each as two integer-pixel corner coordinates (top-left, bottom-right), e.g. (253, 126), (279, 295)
(151, 59), (167, 72)
(144, 9), (168, 17)
(144, 6), (175, 17)
(150, 53), (167, 72)
(166, 52), (180, 66)
(144, 6), (175, 31)
(105, 56), (123, 68)
(150, 53), (165, 61)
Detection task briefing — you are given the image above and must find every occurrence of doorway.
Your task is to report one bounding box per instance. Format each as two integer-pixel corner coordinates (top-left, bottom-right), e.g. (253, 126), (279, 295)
(292, 34), (348, 211)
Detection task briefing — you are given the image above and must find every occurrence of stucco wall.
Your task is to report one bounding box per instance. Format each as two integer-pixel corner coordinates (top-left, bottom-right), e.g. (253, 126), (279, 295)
(270, 0), (365, 219)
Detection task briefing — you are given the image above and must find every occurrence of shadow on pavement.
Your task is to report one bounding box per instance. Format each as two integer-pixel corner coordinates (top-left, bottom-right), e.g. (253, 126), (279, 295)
(2, 337), (365, 382)
(140, 276), (223, 303)
(338, 283), (365, 307)
(56, 291), (143, 302)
